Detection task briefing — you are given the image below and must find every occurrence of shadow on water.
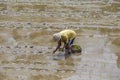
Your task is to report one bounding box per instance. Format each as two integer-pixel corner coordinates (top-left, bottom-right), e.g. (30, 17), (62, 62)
(53, 51), (81, 60)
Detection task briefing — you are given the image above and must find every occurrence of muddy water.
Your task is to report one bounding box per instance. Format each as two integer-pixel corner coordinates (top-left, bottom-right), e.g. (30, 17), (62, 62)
(0, 27), (120, 80)
(0, 0), (120, 79)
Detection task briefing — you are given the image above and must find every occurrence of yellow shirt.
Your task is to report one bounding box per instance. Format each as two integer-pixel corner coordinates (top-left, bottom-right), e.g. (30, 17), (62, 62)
(60, 30), (77, 43)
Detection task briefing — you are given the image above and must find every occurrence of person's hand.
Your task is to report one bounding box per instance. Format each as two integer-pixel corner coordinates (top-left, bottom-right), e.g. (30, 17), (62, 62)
(59, 48), (64, 52)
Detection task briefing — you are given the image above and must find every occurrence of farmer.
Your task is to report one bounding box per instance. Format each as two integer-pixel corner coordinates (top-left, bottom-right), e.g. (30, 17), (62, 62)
(53, 29), (77, 54)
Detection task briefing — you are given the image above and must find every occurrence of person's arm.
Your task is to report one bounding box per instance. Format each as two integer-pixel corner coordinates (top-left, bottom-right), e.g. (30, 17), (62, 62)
(53, 40), (61, 54)
(61, 37), (68, 50)
(61, 41), (66, 51)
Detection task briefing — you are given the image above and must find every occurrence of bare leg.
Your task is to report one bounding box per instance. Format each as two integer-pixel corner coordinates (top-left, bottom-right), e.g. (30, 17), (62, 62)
(65, 44), (71, 54)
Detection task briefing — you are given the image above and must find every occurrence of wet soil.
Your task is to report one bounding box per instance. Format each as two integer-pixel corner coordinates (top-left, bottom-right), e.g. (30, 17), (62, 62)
(0, 0), (120, 80)
(0, 27), (120, 80)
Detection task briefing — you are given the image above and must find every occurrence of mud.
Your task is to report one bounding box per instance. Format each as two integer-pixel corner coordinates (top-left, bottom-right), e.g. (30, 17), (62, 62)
(0, 27), (120, 80)
(0, 0), (120, 80)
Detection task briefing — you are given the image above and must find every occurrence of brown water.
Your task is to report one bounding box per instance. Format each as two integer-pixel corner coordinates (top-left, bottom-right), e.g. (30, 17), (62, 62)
(0, 27), (120, 80)
(0, 0), (120, 80)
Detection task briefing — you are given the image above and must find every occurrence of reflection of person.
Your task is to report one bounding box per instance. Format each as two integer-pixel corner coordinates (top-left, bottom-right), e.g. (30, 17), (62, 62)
(53, 29), (77, 54)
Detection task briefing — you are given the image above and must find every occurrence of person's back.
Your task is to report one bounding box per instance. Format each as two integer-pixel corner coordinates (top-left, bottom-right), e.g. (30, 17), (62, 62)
(60, 30), (77, 43)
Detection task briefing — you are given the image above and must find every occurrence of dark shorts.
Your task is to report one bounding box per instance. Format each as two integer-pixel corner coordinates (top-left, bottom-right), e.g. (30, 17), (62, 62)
(68, 38), (75, 45)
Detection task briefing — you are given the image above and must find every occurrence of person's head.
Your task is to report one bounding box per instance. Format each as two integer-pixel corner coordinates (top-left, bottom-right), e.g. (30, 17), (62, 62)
(53, 33), (61, 42)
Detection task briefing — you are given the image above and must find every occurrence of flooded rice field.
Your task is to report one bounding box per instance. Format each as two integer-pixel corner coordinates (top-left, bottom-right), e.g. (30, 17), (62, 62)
(0, 27), (120, 80)
(0, 0), (120, 80)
